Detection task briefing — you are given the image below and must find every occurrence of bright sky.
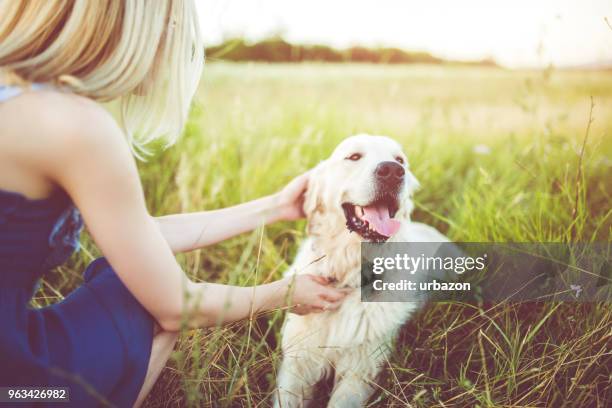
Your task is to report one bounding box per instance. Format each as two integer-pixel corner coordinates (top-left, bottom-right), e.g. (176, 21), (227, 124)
(196, 0), (612, 68)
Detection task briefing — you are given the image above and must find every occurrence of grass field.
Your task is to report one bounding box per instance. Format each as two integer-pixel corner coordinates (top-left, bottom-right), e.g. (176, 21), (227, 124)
(39, 63), (611, 407)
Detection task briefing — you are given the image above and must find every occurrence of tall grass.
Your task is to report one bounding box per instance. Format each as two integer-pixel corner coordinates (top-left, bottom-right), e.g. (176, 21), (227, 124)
(36, 63), (611, 407)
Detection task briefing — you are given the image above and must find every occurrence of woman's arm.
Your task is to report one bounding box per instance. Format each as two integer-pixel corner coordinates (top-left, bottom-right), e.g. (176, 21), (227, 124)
(32, 93), (345, 331)
(155, 173), (309, 253)
(184, 274), (346, 328)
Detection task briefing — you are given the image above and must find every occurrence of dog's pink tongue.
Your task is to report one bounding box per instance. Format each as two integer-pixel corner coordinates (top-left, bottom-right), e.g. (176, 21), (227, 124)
(362, 205), (401, 237)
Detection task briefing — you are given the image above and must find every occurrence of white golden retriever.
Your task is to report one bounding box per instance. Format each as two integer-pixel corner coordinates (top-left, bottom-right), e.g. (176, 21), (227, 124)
(274, 134), (449, 407)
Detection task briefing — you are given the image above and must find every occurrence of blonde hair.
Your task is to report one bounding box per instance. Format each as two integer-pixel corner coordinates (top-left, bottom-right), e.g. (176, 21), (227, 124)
(0, 0), (204, 156)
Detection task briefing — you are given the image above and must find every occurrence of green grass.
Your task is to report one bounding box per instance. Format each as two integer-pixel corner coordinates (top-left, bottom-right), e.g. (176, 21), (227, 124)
(37, 63), (611, 407)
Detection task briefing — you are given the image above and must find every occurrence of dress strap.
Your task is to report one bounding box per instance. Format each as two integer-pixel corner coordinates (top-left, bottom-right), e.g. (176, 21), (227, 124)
(0, 83), (44, 103)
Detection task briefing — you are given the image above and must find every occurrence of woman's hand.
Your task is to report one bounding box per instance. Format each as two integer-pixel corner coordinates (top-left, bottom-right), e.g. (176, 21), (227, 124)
(274, 171), (311, 222)
(285, 274), (351, 315)
(182, 274), (351, 328)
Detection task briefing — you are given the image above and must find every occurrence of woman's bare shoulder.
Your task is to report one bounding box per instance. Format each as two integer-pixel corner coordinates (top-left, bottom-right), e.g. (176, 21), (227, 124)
(4, 89), (121, 143)
(0, 89), (134, 197)
(2, 89), (131, 168)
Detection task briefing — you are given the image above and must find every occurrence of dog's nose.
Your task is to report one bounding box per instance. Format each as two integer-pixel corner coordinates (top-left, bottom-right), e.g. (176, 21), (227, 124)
(375, 161), (405, 186)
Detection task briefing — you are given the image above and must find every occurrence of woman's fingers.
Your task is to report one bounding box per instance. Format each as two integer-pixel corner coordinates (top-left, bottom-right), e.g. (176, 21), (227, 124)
(292, 297), (343, 315)
(319, 287), (348, 302)
(305, 274), (354, 302)
(291, 170), (312, 192)
(288, 274), (354, 315)
(309, 275), (330, 285)
(322, 299), (343, 310)
(308, 275), (352, 292)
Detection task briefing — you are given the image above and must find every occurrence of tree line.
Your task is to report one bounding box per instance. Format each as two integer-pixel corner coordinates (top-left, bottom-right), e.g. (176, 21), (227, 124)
(205, 37), (498, 66)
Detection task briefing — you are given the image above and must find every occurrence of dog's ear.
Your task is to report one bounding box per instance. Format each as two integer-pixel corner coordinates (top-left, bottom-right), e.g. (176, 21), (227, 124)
(303, 162), (326, 219)
(396, 170), (420, 221)
(405, 170), (420, 197)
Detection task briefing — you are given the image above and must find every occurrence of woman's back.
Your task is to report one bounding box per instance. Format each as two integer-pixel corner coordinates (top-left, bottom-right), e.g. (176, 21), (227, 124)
(0, 85), (83, 284)
(0, 85), (56, 199)
(0, 85), (154, 406)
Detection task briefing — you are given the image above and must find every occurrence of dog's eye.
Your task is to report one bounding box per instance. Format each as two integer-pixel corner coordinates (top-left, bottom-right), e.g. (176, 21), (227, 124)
(395, 156), (405, 165)
(346, 153), (362, 161)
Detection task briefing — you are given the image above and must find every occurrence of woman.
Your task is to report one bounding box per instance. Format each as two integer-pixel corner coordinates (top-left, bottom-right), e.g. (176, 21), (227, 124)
(0, 1), (348, 406)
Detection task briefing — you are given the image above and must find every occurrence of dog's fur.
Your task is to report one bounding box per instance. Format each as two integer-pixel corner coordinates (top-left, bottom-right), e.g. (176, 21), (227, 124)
(274, 134), (449, 407)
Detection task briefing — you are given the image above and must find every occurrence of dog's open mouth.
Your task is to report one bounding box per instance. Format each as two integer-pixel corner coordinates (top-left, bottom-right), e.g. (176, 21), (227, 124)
(342, 195), (401, 242)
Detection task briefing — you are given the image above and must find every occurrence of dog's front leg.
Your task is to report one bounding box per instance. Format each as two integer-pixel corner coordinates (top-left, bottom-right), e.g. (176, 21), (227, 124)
(327, 375), (374, 408)
(274, 353), (330, 408)
(327, 345), (386, 408)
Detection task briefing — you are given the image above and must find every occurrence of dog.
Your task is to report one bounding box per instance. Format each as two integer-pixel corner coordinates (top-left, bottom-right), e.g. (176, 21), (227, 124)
(274, 134), (449, 407)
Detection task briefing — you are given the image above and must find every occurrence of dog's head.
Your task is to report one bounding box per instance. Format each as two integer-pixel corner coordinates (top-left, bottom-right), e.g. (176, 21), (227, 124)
(304, 134), (419, 242)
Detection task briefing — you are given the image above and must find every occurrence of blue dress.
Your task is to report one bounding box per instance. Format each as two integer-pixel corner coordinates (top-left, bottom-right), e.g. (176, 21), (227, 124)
(0, 86), (154, 407)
